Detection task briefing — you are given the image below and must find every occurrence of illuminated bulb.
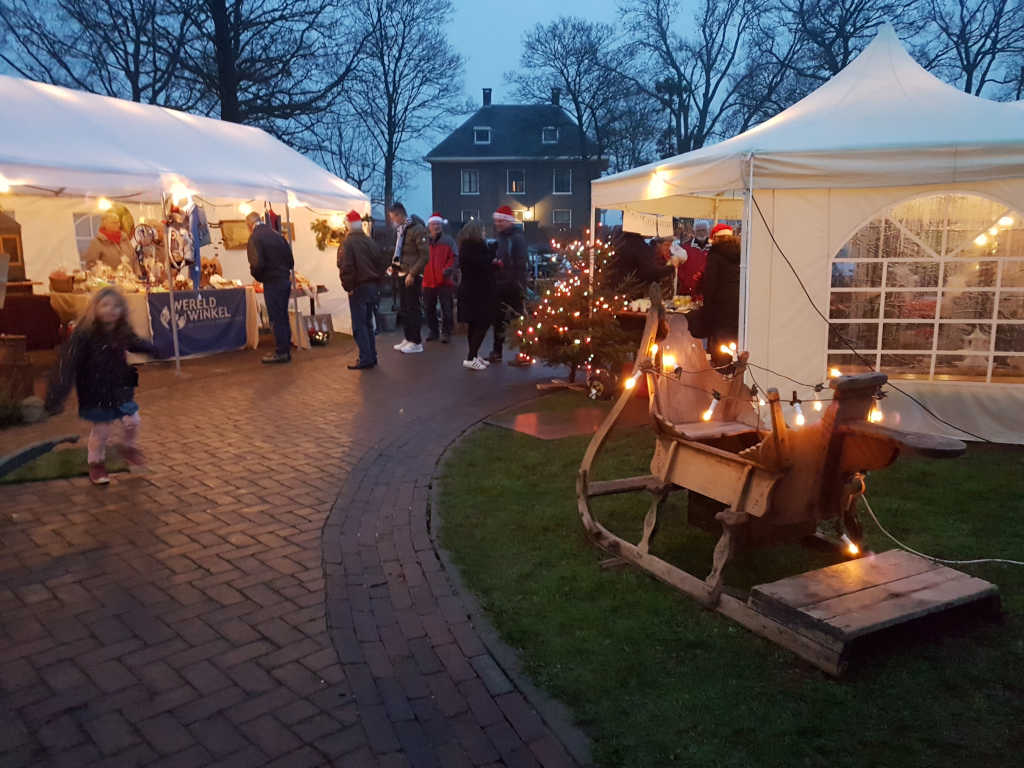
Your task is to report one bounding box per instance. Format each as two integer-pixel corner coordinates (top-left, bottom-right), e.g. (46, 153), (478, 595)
(974, 233), (988, 247)
(998, 215), (1014, 227)
(841, 534), (860, 557)
(868, 405), (884, 423)
(793, 402), (805, 427)
(97, 197), (113, 211)
(758, 397), (767, 407)
(829, 367), (842, 378)
(624, 374), (638, 390)
(650, 343), (658, 355)
(0, 174), (10, 193)
(239, 203), (253, 216)
(813, 398), (823, 412)
(662, 353), (677, 371)
(702, 392), (721, 422)
(988, 226), (999, 236)
(168, 181), (194, 206)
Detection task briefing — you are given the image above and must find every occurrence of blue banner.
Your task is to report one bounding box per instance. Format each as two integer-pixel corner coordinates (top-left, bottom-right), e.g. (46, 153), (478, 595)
(148, 289), (247, 359)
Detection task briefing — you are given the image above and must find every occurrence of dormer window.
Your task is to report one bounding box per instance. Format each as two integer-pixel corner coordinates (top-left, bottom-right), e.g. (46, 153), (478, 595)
(473, 127), (492, 145)
(542, 126), (558, 144)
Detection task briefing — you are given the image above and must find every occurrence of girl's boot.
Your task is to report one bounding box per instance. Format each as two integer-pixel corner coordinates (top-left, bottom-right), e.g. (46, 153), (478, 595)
(89, 463), (110, 485)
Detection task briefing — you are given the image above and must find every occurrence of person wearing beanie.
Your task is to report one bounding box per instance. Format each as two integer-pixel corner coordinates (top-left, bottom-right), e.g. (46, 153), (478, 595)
(676, 219), (711, 297)
(488, 205), (528, 363)
(684, 233), (742, 366)
(338, 210), (384, 369)
(423, 213), (457, 343)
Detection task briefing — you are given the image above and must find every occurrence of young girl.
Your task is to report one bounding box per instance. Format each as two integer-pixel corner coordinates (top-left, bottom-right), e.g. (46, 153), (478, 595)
(46, 287), (156, 485)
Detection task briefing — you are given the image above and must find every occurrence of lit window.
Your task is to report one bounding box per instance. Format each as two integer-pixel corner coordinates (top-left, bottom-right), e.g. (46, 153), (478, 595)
(553, 168), (573, 195)
(460, 169), (479, 196)
(828, 193), (1024, 383)
(507, 169), (526, 195)
(542, 127), (558, 144)
(73, 212), (104, 260)
(460, 209), (479, 222)
(473, 127), (491, 145)
(552, 209), (572, 227)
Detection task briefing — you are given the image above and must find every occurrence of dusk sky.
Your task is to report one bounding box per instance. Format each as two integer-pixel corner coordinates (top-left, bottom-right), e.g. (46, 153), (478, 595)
(401, 0), (622, 217)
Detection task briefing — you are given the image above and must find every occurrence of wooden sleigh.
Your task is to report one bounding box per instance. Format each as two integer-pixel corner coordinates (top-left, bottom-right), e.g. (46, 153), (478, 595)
(577, 290), (1000, 675)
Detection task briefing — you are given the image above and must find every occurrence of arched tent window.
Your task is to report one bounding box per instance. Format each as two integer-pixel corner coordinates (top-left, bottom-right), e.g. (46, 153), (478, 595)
(828, 193), (1024, 383)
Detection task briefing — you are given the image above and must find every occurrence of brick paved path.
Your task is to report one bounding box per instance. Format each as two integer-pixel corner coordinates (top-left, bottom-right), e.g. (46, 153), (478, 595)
(1, 337), (584, 767)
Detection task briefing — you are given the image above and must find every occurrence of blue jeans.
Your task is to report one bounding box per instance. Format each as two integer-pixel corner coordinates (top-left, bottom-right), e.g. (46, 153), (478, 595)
(349, 282), (380, 365)
(263, 278), (292, 355)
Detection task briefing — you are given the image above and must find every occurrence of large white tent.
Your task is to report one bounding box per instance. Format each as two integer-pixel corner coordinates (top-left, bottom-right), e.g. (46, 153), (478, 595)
(593, 24), (1024, 444)
(0, 74), (370, 332)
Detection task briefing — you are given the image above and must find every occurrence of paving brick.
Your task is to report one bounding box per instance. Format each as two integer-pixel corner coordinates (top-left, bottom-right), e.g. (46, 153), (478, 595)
(188, 714), (249, 757)
(528, 732), (577, 768)
(469, 653), (515, 696)
(137, 713), (196, 755)
(458, 678), (506, 729)
(226, 661), (277, 693)
(84, 712), (141, 755)
(495, 693), (547, 744)
(179, 659), (232, 696)
(85, 659), (140, 693)
(359, 703), (401, 755)
(238, 714), (301, 757)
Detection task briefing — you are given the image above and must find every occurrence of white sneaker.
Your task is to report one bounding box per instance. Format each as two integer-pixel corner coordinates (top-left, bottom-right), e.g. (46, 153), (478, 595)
(393, 339), (411, 351)
(400, 343), (424, 354)
(463, 358), (486, 370)
(475, 356), (491, 367)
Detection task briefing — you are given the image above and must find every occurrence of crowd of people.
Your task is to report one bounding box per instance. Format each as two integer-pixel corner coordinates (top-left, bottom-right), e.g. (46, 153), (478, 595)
(338, 202), (528, 372)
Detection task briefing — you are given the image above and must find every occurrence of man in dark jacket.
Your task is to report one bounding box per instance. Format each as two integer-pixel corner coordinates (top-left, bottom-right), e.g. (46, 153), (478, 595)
(606, 227), (674, 296)
(489, 205), (528, 363)
(339, 210), (384, 369)
(388, 202), (430, 353)
(685, 234), (741, 366)
(247, 211), (294, 363)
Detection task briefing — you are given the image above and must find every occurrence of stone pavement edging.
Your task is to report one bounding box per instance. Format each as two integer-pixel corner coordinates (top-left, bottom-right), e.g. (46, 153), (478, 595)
(428, 421), (594, 768)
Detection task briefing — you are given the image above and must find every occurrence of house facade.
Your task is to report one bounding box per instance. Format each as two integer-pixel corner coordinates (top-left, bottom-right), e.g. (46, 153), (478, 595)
(426, 88), (606, 245)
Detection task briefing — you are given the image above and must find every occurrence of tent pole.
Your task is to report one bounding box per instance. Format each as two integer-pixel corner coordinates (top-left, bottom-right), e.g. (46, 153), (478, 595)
(163, 194), (182, 375)
(739, 155), (754, 352)
(285, 200), (301, 352)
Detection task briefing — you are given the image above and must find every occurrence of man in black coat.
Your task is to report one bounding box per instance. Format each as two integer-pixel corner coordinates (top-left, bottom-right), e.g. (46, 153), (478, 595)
(489, 205), (529, 363)
(247, 211), (295, 363)
(605, 227), (674, 296)
(338, 210), (384, 370)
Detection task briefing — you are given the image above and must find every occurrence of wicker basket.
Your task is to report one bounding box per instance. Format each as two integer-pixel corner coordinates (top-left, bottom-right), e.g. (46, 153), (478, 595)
(49, 275), (74, 293)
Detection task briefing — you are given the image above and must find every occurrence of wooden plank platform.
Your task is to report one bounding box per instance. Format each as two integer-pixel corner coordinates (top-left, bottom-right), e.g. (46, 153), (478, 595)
(749, 550), (999, 648)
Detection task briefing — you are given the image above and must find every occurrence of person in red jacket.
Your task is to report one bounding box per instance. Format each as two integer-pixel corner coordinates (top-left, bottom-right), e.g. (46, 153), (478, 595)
(675, 219), (711, 298)
(423, 213), (457, 343)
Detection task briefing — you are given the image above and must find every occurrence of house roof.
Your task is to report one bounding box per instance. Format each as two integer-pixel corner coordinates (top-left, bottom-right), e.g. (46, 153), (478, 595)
(426, 104), (601, 161)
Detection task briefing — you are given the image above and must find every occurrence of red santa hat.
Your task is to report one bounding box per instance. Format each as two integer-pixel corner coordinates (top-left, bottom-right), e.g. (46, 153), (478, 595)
(711, 223), (734, 238)
(428, 212), (446, 225)
(493, 205), (516, 223)
(346, 210), (362, 223)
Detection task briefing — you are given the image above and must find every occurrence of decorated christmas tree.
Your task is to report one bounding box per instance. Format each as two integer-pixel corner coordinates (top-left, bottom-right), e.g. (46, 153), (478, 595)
(512, 239), (635, 387)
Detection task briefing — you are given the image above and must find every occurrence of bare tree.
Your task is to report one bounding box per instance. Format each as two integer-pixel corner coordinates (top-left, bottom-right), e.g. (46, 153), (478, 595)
(921, 0), (1024, 96)
(618, 0), (768, 153)
(601, 90), (663, 171)
(177, 0), (368, 139)
(300, 111), (385, 204)
(0, 0), (197, 107)
(506, 18), (623, 160)
(347, 0), (463, 210)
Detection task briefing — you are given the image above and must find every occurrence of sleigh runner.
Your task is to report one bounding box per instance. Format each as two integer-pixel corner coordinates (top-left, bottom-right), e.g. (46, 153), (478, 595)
(576, 289), (999, 675)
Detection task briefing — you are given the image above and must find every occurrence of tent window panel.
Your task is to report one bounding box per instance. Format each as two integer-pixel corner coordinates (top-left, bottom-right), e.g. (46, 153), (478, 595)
(828, 322), (878, 350)
(827, 353), (875, 374)
(883, 224), (936, 259)
(998, 294), (1024, 319)
(885, 261), (938, 287)
(880, 353), (931, 377)
(883, 291), (937, 319)
(934, 355), (989, 381)
(996, 325), (1024, 353)
(937, 323), (991, 351)
(831, 262), (882, 288)
(829, 291), (880, 319)
(943, 260), (997, 287)
(843, 222), (884, 259)
(939, 291), (994, 319)
(73, 213), (102, 257)
(992, 356), (1024, 382)
(882, 322), (935, 350)
(1001, 229), (1024, 259)
(1001, 261), (1024, 286)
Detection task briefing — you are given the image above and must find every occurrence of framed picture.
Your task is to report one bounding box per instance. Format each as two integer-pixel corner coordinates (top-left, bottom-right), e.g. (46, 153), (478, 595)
(220, 219), (250, 249)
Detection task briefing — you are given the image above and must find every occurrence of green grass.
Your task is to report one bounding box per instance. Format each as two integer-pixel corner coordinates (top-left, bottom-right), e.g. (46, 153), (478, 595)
(1, 446), (129, 484)
(438, 404), (1024, 768)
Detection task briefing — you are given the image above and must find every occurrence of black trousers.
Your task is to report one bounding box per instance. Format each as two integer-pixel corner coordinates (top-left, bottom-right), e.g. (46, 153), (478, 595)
(466, 321), (489, 360)
(423, 284), (454, 338)
(400, 275), (423, 344)
(491, 283), (523, 355)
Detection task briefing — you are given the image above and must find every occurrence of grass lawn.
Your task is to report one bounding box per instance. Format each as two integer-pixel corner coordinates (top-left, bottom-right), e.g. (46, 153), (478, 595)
(0, 446), (128, 484)
(438, 392), (1024, 768)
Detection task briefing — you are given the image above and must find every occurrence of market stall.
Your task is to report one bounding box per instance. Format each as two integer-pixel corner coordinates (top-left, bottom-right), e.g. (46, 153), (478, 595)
(0, 73), (370, 362)
(590, 25), (1024, 444)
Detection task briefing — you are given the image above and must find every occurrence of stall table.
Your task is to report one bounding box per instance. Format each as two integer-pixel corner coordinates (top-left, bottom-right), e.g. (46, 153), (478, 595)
(0, 293), (61, 350)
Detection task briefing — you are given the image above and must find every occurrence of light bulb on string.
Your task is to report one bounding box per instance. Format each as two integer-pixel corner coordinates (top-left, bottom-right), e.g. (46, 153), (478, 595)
(791, 392), (805, 427)
(998, 215), (1014, 228)
(840, 534), (860, 557)
(829, 367), (842, 379)
(702, 391), (721, 422)
(812, 383), (824, 412)
(97, 197), (113, 211)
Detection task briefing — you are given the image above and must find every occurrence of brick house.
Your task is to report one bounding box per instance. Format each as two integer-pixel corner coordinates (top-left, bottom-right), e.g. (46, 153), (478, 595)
(425, 88), (607, 245)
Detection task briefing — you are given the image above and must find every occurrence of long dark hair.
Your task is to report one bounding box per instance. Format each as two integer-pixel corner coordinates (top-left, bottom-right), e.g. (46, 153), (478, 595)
(457, 219), (484, 250)
(76, 286), (133, 340)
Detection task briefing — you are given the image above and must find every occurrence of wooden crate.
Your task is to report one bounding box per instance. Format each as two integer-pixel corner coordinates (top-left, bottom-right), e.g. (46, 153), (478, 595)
(749, 550), (1000, 659)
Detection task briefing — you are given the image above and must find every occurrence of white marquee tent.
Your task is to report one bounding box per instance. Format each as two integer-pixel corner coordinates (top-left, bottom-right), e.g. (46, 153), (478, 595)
(0, 74), (370, 333)
(593, 24), (1024, 444)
